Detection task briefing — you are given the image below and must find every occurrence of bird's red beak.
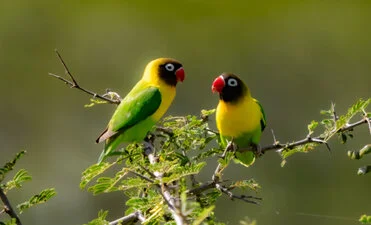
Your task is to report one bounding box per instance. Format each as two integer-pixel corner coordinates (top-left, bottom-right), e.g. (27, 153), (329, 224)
(175, 67), (185, 82)
(212, 76), (225, 93)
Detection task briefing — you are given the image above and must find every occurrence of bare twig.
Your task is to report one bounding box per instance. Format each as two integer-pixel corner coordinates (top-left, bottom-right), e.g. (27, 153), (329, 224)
(109, 211), (145, 225)
(0, 187), (22, 225)
(49, 49), (121, 104)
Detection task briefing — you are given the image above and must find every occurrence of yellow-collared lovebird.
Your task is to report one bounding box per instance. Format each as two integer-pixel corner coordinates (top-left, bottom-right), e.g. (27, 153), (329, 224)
(212, 73), (266, 167)
(96, 58), (185, 162)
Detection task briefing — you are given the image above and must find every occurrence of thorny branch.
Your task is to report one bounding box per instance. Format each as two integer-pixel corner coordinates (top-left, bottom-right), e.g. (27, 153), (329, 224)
(0, 187), (22, 225)
(49, 49), (121, 104)
(261, 115), (371, 153)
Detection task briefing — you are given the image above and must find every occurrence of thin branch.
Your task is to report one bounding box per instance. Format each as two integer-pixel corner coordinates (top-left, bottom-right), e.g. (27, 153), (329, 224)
(109, 211), (145, 225)
(49, 49), (121, 104)
(215, 183), (261, 204)
(270, 129), (278, 144)
(142, 141), (188, 225)
(262, 117), (370, 153)
(362, 110), (371, 135)
(188, 181), (215, 196)
(127, 170), (155, 183)
(212, 141), (234, 183)
(0, 187), (22, 225)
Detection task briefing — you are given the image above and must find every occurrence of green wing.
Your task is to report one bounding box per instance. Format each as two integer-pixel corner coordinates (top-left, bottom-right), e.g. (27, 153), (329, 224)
(110, 86), (161, 132)
(254, 99), (266, 132)
(96, 86), (161, 143)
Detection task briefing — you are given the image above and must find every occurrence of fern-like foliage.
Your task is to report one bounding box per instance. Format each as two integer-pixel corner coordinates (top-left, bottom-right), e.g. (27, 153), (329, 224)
(0, 151), (56, 224)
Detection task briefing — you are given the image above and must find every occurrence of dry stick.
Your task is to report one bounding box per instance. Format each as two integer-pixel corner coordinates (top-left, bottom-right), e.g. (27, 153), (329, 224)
(48, 49), (121, 105)
(0, 187), (22, 225)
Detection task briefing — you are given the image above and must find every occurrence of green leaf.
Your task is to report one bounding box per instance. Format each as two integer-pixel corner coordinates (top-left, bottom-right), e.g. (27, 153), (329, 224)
(193, 148), (221, 161)
(359, 214), (371, 224)
(80, 162), (115, 189)
(201, 109), (216, 117)
(320, 109), (332, 116)
(162, 162), (206, 183)
(84, 98), (109, 108)
(0, 151), (26, 183)
(119, 177), (151, 191)
(280, 143), (318, 163)
(3, 169), (32, 193)
(231, 179), (261, 192)
(1, 219), (17, 225)
(17, 188), (56, 214)
(88, 167), (133, 195)
(307, 120), (318, 136)
(192, 206), (215, 225)
(84, 210), (109, 225)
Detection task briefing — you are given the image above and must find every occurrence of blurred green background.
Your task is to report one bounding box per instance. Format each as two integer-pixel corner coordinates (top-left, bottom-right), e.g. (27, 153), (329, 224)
(0, 1), (370, 224)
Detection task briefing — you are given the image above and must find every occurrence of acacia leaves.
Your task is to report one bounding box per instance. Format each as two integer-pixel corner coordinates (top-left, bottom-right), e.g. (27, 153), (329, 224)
(0, 151), (56, 224)
(279, 98), (370, 166)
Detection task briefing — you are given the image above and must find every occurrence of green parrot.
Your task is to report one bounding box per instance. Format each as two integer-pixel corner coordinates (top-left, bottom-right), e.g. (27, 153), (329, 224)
(212, 73), (266, 167)
(96, 58), (185, 162)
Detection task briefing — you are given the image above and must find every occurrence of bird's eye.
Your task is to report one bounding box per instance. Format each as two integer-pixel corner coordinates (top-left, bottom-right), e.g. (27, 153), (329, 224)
(165, 63), (175, 72)
(227, 78), (238, 87)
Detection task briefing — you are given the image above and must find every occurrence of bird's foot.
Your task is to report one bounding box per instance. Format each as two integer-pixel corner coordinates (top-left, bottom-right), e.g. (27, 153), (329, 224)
(252, 144), (263, 157)
(226, 141), (237, 152)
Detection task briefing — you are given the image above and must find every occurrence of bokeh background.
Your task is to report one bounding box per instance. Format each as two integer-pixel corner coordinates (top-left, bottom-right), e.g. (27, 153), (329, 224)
(0, 1), (370, 225)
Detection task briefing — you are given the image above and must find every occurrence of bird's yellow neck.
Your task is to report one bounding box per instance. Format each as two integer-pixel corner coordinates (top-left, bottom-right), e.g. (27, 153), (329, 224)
(141, 60), (175, 89)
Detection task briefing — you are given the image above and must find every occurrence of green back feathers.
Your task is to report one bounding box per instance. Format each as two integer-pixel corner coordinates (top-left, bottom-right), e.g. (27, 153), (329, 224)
(110, 86), (161, 132)
(96, 85), (161, 143)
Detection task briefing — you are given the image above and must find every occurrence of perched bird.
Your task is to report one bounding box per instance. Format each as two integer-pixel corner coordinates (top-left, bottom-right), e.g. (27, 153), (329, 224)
(212, 73), (266, 167)
(96, 58), (185, 162)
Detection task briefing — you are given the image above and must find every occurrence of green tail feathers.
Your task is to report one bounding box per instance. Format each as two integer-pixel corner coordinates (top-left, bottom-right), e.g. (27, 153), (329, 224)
(234, 151), (255, 167)
(219, 135), (256, 167)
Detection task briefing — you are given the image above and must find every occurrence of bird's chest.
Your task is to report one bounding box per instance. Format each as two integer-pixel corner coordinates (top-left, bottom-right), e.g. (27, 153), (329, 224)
(216, 100), (261, 137)
(151, 85), (176, 121)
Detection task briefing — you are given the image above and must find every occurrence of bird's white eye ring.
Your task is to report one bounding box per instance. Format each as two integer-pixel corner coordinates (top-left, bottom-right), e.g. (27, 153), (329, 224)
(227, 78), (238, 87)
(165, 63), (175, 72)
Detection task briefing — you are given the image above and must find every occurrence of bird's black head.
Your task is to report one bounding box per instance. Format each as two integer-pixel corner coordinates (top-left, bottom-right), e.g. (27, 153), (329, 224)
(156, 59), (185, 87)
(211, 73), (248, 103)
